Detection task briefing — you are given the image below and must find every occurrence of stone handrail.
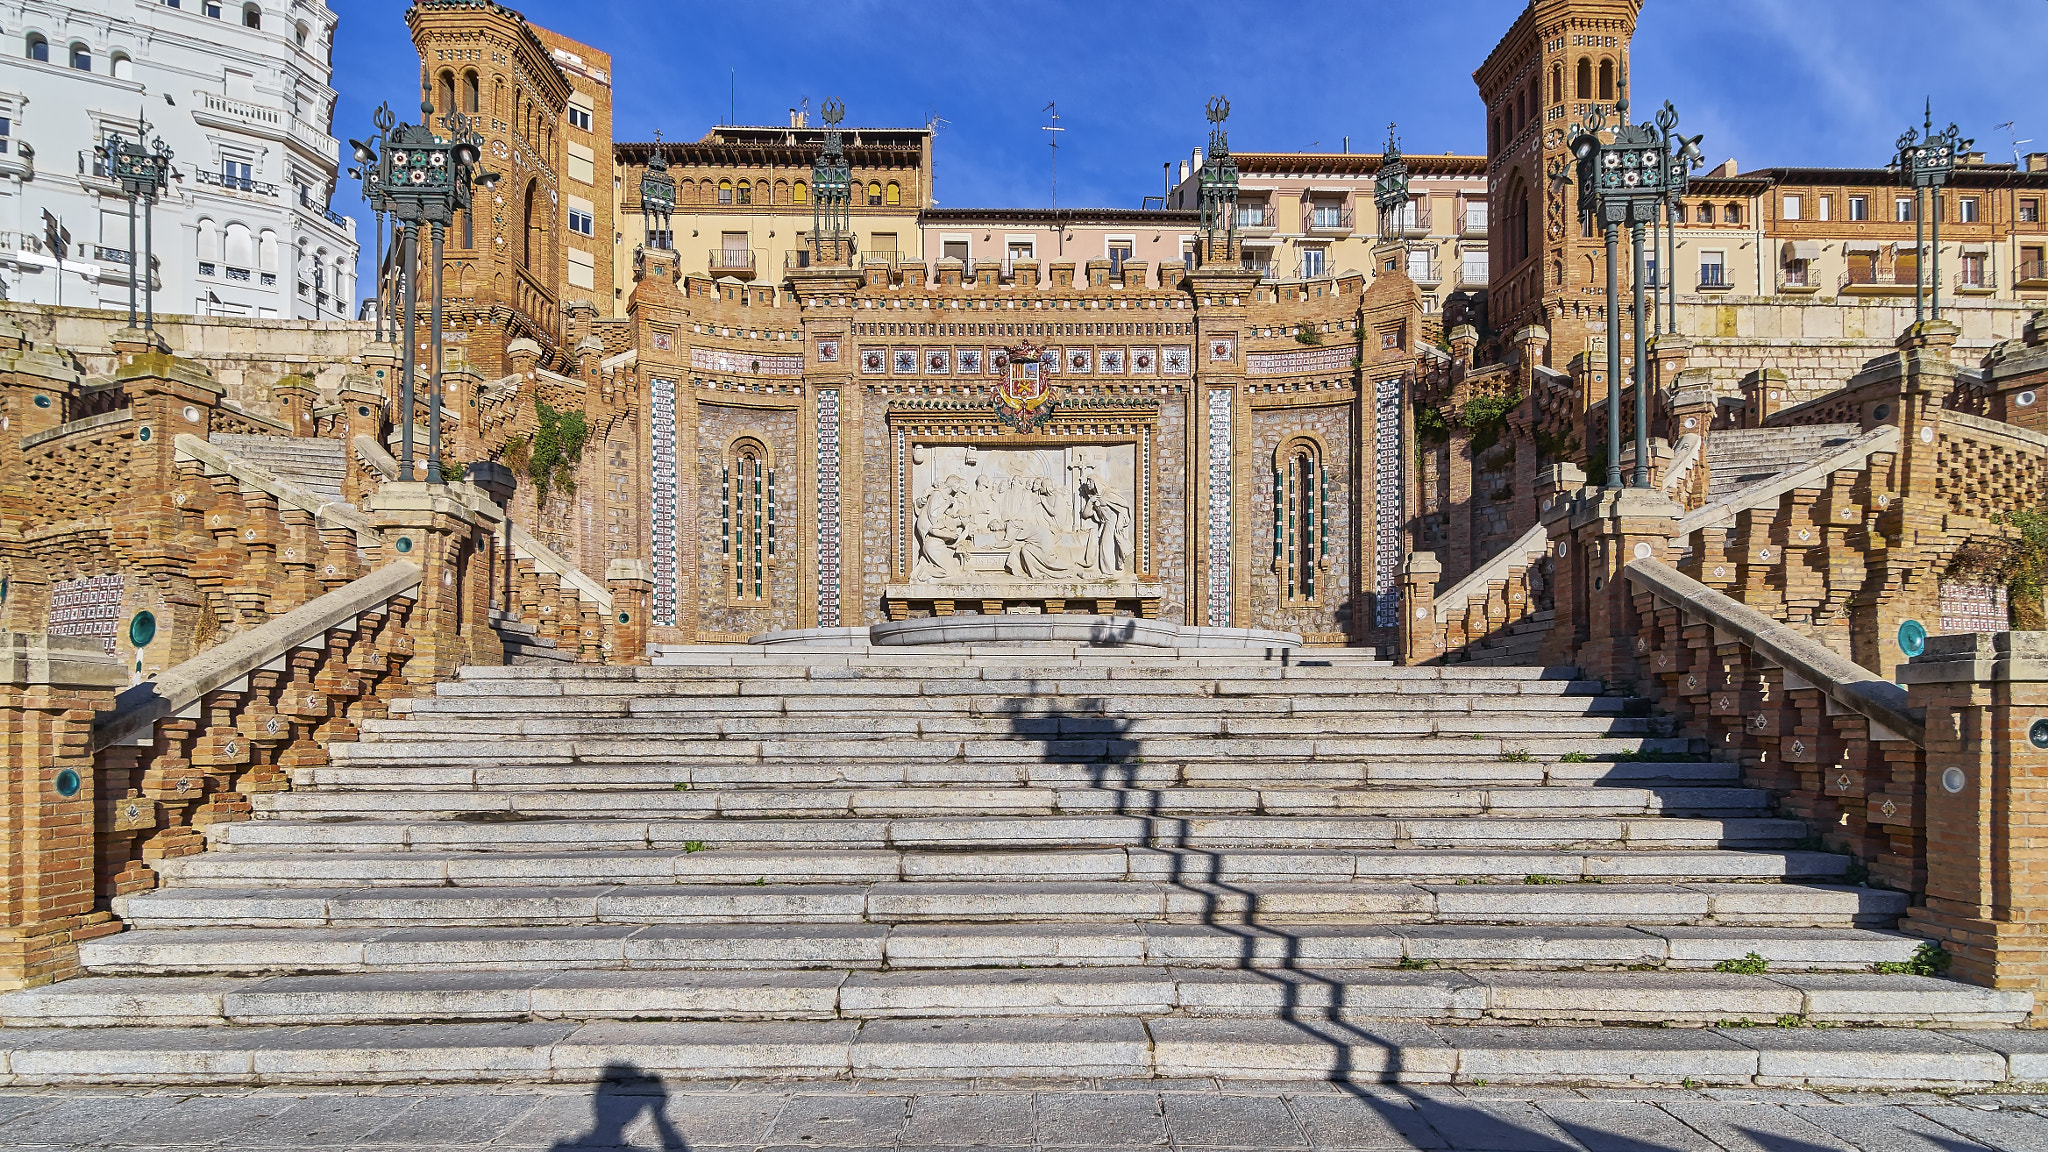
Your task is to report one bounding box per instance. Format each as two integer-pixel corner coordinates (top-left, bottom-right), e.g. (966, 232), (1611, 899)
(93, 562), (423, 751)
(351, 432), (612, 613)
(1434, 523), (1547, 624)
(1660, 433), (1701, 499)
(19, 408), (131, 452)
(1623, 556), (1925, 746)
(1941, 407), (2048, 453)
(1675, 424), (1900, 536)
(174, 433), (370, 534)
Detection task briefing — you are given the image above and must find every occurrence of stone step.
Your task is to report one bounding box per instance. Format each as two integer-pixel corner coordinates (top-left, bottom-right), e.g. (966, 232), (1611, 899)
(161, 847), (1852, 889)
(80, 921), (1929, 976)
(0, 967), (2025, 1029)
(0, 1014), (2028, 1087)
(203, 814), (1803, 854)
(295, 758), (1740, 791)
(356, 713), (1655, 738)
(424, 675), (1608, 700)
(251, 783), (1773, 821)
(110, 880), (1902, 930)
(399, 691), (1634, 718)
(326, 735), (1696, 769)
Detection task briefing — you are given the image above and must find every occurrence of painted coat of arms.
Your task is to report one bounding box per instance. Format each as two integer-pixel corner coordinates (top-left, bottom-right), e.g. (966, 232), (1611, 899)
(992, 340), (1057, 432)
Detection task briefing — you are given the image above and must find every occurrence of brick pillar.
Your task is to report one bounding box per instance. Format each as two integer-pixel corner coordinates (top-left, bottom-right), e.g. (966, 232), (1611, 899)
(362, 482), (499, 685)
(1399, 552), (1441, 666)
(1535, 462), (1586, 667)
(1566, 486), (1683, 683)
(606, 559), (653, 665)
(1903, 631), (2048, 1010)
(111, 355), (227, 677)
(1740, 368), (1786, 427)
(0, 634), (127, 988)
(271, 376), (317, 437)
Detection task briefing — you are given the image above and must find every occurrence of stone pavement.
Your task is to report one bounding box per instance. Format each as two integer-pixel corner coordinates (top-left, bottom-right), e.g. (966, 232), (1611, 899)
(2, 1077), (2046, 1151)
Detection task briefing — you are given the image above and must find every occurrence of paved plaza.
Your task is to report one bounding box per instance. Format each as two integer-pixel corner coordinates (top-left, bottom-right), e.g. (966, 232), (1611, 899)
(3, 1077), (2046, 1151)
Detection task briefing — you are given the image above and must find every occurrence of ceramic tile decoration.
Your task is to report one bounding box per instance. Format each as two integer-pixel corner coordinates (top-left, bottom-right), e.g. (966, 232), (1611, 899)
(1099, 348), (1126, 374)
(860, 348), (886, 374)
(893, 349), (919, 375)
(650, 378), (679, 627)
(924, 348), (951, 375)
(815, 338), (840, 363)
(815, 387), (842, 627)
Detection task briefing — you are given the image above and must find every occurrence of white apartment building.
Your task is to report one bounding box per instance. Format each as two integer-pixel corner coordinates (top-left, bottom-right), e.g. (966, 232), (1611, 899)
(0, 0), (355, 321)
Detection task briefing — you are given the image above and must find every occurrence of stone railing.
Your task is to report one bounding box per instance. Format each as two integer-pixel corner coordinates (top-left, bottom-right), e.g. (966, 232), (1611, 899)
(1401, 523), (1551, 665)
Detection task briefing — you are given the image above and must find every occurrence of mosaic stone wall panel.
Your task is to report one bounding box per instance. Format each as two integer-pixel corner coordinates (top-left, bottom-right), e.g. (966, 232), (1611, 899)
(815, 389), (842, 628)
(1151, 396), (1189, 624)
(690, 348), (802, 377)
(697, 404), (802, 637)
(1246, 345), (1358, 377)
(649, 378), (679, 627)
(47, 574), (123, 654)
(1374, 375), (1402, 630)
(1939, 580), (2008, 634)
(1206, 388), (1234, 628)
(1248, 406), (1354, 640)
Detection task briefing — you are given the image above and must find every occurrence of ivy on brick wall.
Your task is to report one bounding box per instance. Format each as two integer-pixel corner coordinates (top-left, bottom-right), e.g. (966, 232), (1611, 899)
(500, 398), (590, 505)
(1953, 509), (2048, 628)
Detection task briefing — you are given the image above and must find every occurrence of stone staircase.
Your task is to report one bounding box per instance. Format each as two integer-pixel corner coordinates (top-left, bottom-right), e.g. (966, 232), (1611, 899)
(0, 646), (2036, 1088)
(208, 434), (351, 506)
(1701, 424), (1859, 502)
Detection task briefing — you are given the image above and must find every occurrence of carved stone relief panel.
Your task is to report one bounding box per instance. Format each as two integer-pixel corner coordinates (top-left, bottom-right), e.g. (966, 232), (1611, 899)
(907, 443), (1139, 588)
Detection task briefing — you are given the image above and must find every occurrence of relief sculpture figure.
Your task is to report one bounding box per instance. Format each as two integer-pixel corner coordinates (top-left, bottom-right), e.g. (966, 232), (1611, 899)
(1078, 471), (1132, 576)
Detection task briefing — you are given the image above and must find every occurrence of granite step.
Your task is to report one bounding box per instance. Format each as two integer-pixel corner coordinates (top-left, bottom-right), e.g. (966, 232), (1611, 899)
(201, 814), (1805, 854)
(0, 1014), (2031, 1087)
(249, 783), (1774, 821)
(108, 880), (1904, 930)
(159, 847), (1852, 889)
(80, 921), (1929, 976)
(1, 967), (2025, 1029)
(353, 713), (1657, 738)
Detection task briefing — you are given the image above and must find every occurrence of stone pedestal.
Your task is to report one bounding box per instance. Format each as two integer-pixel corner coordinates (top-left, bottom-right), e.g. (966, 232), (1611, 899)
(1399, 552), (1442, 666)
(363, 483), (499, 684)
(1561, 486), (1683, 683)
(1903, 632), (2048, 1011)
(884, 583), (1164, 622)
(606, 559), (654, 665)
(0, 634), (127, 988)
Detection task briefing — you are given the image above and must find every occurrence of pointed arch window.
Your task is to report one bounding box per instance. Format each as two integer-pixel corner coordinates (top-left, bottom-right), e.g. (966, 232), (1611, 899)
(1598, 58), (1614, 101)
(1272, 437), (1329, 605)
(1575, 57), (1592, 100)
(722, 437), (776, 605)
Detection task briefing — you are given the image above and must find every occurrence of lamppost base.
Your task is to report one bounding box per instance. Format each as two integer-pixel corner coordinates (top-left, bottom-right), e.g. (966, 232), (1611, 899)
(109, 327), (169, 357)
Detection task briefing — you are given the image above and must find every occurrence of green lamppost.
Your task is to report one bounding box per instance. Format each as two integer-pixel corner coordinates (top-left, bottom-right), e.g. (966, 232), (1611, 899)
(359, 85), (498, 483)
(810, 98), (851, 265)
(1568, 75), (1697, 490)
(1374, 124), (1409, 242)
(349, 104), (397, 341)
(641, 132), (675, 250)
(1892, 101), (1970, 323)
(1196, 96), (1239, 266)
(97, 128), (176, 332)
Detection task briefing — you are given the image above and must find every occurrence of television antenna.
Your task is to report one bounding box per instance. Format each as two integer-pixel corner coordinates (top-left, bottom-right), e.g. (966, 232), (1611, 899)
(1993, 120), (2033, 166)
(1042, 102), (1064, 211)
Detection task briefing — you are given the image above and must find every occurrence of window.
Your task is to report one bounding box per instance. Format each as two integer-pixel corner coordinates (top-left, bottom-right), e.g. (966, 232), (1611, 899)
(463, 71), (479, 114)
(110, 52), (131, 80)
(1598, 58), (1614, 101)
(2022, 199), (2041, 223)
(1782, 195), (1801, 221)
(566, 248), (594, 290)
(717, 179), (732, 205)
(242, 3), (260, 29)
(68, 43), (89, 71)
(1108, 239), (1133, 277)
(1817, 196), (1831, 222)
(884, 181), (900, 206)
(1575, 57), (1592, 100)
(567, 105), (590, 130)
(1006, 240), (1033, 264)
(792, 181), (807, 205)
(1782, 258), (1810, 288)
(1959, 197), (1979, 223)
(942, 239), (968, 263)
(735, 182), (750, 205)
(721, 440), (775, 605)
(26, 34), (47, 61)
(0, 117), (9, 154)
(1699, 250), (1726, 288)
(222, 159), (252, 190)
(866, 182), (882, 206)
(1849, 195), (1869, 221)
(567, 208), (593, 236)
(1696, 203), (1713, 224)
(203, 1), (222, 17)
(646, 228), (671, 249)
(198, 262), (216, 276)
(460, 209), (472, 248)
(1551, 63), (1561, 105)
(1461, 251), (1488, 285)
(566, 142), (594, 184)
(1301, 247), (1326, 278)
(1644, 254), (1658, 287)
(1273, 439), (1327, 605)
(1725, 202), (1743, 225)
(1958, 253), (1985, 288)
(1896, 197), (1914, 222)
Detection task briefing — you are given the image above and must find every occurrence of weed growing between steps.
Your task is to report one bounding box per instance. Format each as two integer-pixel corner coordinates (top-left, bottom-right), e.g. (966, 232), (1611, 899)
(1874, 943), (1954, 977)
(1715, 952), (1771, 975)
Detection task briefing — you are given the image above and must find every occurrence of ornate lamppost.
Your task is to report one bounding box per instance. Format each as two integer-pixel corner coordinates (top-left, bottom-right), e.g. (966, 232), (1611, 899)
(1648, 103), (1703, 335)
(97, 128), (176, 332)
(809, 99), (851, 265)
(359, 83), (497, 483)
(1196, 96), (1238, 265)
(349, 105), (396, 340)
(1374, 124), (1409, 243)
(1892, 101), (1969, 324)
(1568, 76), (1697, 490)
(641, 131), (675, 251)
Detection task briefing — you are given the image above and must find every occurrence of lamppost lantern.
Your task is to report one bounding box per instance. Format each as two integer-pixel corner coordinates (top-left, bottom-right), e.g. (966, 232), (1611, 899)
(640, 132), (675, 251)
(809, 98), (852, 264)
(1196, 95), (1239, 260)
(1896, 99), (1971, 324)
(1373, 123), (1409, 240)
(361, 92), (494, 487)
(102, 126), (176, 334)
(1567, 73), (1702, 492)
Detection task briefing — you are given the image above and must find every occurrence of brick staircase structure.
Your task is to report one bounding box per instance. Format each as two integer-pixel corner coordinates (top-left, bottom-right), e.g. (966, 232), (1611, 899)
(0, 644), (2037, 1089)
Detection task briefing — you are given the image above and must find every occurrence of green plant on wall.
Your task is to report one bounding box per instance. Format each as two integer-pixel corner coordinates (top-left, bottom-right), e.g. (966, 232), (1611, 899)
(1294, 323), (1323, 346)
(499, 397), (590, 505)
(1952, 510), (2048, 628)
(1415, 403), (1451, 445)
(1460, 389), (1521, 456)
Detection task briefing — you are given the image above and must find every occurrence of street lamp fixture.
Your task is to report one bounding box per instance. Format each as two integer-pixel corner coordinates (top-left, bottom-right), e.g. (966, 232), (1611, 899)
(1892, 100), (1970, 324)
(1568, 75), (1698, 491)
(1196, 96), (1238, 266)
(99, 126), (176, 332)
(361, 82), (495, 485)
(640, 131), (675, 251)
(349, 103), (396, 341)
(1373, 123), (1409, 244)
(810, 99), (851, 265)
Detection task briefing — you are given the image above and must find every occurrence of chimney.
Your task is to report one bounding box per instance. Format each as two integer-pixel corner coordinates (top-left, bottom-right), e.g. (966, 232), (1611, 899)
(2028, 153), (2048, 173)
(1713, 159), (1739, 178)
(1178, 160), (1190, 182)
(789, 108), (798, 127)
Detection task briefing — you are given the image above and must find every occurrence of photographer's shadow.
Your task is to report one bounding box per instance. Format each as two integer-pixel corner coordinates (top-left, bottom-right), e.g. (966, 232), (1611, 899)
(548, 1062), (687, 1151)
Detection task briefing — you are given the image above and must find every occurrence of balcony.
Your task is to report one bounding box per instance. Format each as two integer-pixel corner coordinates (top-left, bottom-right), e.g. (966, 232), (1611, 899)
(1457, 202), (1489, 237)
(1240, 256), (1273, 279)
(1457, 261), (1489, 288)
(860, 248), (903, 266)
(709, 249), (758, 278)
(0, 231), (45, 256)
(1404, 256), (1442, 287)
(1839, 263), (1917, 296)
(1393, 202), (1432, 238)
(1777, 263), (1823, 294)
(197, 168), (280, 198)
(1233, 206), (1275, 231)
(2020, 259), (2048, 290)
(1302, 206), (1353, 235)
(1698, 266), (1734, 292)
(1955, 266), (1995, 295)
(195, 90), (283, 134)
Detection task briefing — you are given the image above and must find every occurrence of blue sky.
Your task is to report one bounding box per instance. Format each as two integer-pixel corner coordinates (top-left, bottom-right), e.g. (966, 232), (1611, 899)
(333, 0), (2048, 308)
